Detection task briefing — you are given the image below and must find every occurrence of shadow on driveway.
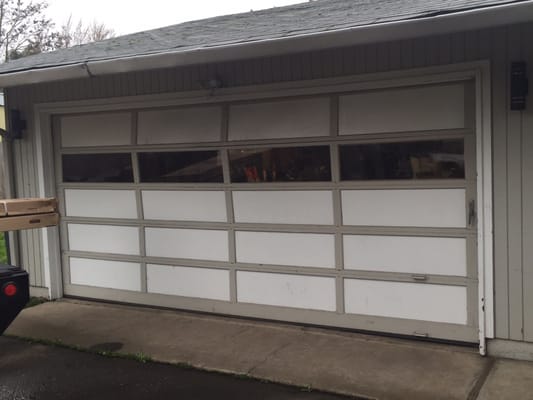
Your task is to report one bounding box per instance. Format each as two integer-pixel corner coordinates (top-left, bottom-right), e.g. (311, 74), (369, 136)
(0, 337), (354, 400)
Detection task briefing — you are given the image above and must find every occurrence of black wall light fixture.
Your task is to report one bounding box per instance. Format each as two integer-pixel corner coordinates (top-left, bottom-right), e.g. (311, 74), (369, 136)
(511, 61), (529, 111)
(0, 110), (26, 140)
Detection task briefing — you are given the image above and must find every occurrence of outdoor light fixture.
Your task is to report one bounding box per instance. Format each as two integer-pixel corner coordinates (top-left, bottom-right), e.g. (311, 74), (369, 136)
(511, 61), (528, 111)
(0, 109), (26, 140)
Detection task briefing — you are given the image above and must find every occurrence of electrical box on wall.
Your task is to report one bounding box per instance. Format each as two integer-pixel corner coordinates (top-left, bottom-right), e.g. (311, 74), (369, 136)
(511, 61), (529, 111)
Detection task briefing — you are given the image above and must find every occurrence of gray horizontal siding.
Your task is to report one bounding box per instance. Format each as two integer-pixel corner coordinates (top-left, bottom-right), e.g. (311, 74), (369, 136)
(5, 22), (533, 341)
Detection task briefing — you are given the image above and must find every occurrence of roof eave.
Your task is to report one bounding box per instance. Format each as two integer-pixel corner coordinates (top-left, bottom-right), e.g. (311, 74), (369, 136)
(1, 1), (533, 88)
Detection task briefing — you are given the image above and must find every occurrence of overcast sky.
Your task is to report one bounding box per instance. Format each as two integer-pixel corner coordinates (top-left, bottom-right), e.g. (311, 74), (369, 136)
(46, 0), (306, 36)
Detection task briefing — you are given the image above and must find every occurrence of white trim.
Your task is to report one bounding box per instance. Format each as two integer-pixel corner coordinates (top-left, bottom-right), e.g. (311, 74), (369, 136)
(33, 62), (494, 349)
(2, 1), (533, 87)
(476, 63), (495, 353)
(34, 112), (62, 299)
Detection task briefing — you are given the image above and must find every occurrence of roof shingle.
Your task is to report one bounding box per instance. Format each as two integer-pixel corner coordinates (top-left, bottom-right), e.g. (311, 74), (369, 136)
(0, 0), (526, 74)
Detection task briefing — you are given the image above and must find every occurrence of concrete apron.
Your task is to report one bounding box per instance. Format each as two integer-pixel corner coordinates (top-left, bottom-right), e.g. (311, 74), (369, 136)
(1, 299), (514, 400)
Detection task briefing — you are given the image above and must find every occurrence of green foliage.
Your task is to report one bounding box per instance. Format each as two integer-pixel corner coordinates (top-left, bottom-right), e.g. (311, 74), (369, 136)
(0, 0), (56, 62)
(0, 233), (8, 264)
(24, 297), (48, 308)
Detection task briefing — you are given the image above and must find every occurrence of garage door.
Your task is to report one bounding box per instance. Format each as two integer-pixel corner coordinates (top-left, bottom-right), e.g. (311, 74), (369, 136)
(55, 80), (478, 342)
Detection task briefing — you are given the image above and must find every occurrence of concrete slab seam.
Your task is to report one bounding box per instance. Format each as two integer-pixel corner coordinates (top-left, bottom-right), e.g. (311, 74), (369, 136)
(467, 357), (496, 400)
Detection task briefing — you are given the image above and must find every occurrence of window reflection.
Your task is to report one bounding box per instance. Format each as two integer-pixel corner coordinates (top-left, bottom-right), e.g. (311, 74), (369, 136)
(138, 151), (223, 183)
(62, 153), (134, 183)
(340, 140), (464, 180)
(229, 146), (331, 183)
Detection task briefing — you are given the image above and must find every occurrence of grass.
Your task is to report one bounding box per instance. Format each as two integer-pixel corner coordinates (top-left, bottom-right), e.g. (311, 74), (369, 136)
(24, 297), (48, 309)
(0, 233), (8, 264)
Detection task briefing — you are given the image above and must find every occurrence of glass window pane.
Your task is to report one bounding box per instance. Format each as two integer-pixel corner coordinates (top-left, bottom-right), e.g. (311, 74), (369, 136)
(62, 153), (133, 183)
(340, 139), (464, 181)
(138, 151), (223, 183)
(229, 146), (331, 183)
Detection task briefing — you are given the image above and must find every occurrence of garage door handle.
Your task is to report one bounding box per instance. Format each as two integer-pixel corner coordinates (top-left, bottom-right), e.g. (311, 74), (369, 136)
(468, 200), (477, 227)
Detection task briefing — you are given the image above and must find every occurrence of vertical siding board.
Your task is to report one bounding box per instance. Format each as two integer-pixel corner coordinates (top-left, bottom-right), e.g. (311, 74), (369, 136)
(289, 53), (304, 81)
(310, 51), (324, 79)
(506, 24), (524, 341)
(251, 58), (264, 85)
(376, 42), (389, 72)
(491, 27), (511, 339)
(333, 48), (344, 77)
(438, 35), (452, 65)
(451, 32), (466, 63)
(354, 45), (366, 74)
(412, 37), (426, 67)
(364, 43), (377, 72)
(388, 40), (402, 71)
(465, 30), (480, 62)
(425, 36), (440, 66)
(521, 23), (533, 341)
(478, 29), (491, 60)
(341, 46), (355, 75)
(400, 39), (414, 70)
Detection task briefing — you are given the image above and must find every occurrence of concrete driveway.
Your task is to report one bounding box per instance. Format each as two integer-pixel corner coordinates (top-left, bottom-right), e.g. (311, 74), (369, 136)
(0, 336), (350, 400)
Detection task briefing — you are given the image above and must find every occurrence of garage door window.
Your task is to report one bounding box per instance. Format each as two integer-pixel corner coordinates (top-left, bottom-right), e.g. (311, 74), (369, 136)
(62, 153), (134, 183)
(339, 139), (464, 181)
(229, 146), (331, 183)
(138, 150), (223, 183)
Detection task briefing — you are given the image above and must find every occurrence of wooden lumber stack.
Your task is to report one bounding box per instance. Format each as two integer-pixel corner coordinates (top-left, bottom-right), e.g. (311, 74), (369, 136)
(0, 198), (59, 232)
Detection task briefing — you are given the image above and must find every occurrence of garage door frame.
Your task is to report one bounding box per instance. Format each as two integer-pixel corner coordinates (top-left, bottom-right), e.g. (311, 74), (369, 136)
(33, 60), (493, 353)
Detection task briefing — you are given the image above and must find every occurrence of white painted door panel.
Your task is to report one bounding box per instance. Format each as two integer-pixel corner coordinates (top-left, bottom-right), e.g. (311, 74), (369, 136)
(145, 228), (229, 261)
(61, 113), (132, 147)
(229, 97), (330, 140)
(147, 264), (230, 301)
(344, 279), (467, 324)
(342, 189), (466, 228)
(68, 224), (140, 255)
(70, 258), (141, 291)
(65, 189), (138, 219)
(138, 106), (222, 144)
(236, 231), (335, 268)
(237, 271), (336, 311)
(142, 190), (227, 222)
(233, 191), (333, 225)
(339, 84), (465, 135)
(343, 235), (467, 276)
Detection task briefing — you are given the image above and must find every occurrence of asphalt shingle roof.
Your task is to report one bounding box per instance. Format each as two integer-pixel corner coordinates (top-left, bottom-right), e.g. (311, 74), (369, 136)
(0, 0), (527, 74)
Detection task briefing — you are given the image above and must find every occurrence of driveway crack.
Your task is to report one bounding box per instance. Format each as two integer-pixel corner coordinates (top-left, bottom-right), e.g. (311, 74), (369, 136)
(247, 340), (294, 376)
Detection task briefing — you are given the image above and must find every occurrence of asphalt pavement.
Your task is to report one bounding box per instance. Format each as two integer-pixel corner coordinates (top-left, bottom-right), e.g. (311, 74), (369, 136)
(0, 336), (352, 400)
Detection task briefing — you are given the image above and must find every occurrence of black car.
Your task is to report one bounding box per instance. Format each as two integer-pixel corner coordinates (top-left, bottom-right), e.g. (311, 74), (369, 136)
(0, 264), (29, 334)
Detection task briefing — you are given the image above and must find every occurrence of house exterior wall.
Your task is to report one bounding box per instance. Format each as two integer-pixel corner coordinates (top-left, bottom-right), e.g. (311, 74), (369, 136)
(4, 22), (533, 343)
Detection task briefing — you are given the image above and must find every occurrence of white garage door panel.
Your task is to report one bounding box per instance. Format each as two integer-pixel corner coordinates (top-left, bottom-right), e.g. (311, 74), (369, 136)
(344, 279), (467, 324)
(339, 84), (465, 135)
(70, 258), (141, 291)
(237, 271), (336, 311)
(142, 191), (227, 222)
(342, 189), (466, 228)
(65, 189), (138, 219)
(343, 235), (467, 276)
(233, 191), (333, 225)
(61, 113), (132, 147)
(145, 228), (229, 261)
(68, 224), (140, 255)
(229, 97), (330, 140)
(137, 106), (222, 144)
(147, 264), (230, 301)
(236, 231), (335, 268)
